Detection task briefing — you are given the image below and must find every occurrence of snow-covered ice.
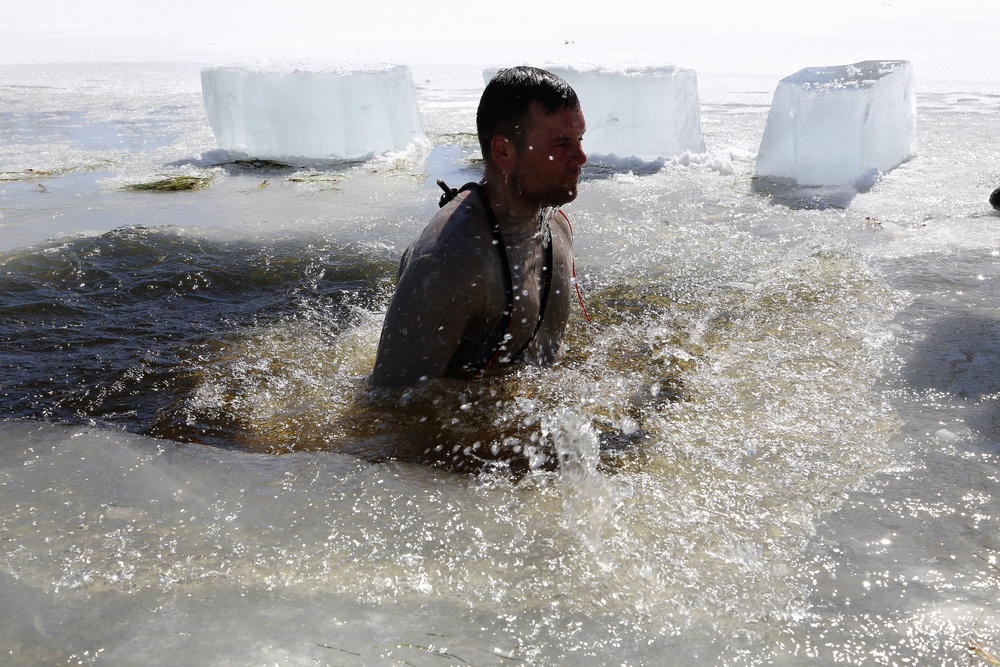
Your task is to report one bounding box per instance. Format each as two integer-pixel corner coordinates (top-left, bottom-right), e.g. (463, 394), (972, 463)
(201, 65), (424, 161)
(547, 65), (706, 162)
(755, 60), (916, 187)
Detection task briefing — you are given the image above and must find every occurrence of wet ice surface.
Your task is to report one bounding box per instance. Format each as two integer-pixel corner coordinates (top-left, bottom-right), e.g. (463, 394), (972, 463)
(2, 62), (1000, 665)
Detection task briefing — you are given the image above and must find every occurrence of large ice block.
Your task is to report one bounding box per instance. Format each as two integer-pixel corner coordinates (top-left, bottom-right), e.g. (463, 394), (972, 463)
(485, 66), (705, 162)
(755, 60), (916, 187)
(550, 66), (706, 161)
(201, 65), (424, 161)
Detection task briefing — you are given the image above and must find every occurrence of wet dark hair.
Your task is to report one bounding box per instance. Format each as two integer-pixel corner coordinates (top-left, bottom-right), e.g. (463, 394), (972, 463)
(476, 66), (580, 160)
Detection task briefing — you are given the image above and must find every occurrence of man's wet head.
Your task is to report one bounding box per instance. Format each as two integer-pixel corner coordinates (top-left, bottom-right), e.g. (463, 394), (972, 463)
(477, 67), (587, 217)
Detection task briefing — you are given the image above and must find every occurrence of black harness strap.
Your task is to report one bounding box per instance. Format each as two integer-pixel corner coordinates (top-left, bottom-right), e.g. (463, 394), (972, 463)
(437, 179), (553, 371)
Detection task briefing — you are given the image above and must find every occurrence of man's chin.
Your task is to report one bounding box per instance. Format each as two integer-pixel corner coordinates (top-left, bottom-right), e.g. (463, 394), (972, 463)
(551, 184), (581, 207)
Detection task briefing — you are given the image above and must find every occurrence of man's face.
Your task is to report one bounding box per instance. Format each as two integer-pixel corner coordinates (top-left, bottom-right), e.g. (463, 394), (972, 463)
(508, 101), (587, 212)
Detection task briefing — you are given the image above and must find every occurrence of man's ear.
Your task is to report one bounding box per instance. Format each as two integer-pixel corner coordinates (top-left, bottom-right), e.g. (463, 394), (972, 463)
(491, 134), (516, 171)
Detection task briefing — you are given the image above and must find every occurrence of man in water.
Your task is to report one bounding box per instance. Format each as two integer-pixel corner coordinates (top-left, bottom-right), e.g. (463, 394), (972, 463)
(372, 66), (587, 387)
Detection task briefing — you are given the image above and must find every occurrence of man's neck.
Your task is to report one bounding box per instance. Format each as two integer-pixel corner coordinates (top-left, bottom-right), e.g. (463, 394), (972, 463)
(482, 168), (540, 219)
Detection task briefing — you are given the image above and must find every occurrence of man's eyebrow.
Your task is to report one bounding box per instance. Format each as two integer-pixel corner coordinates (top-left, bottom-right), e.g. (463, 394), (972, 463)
(554, 130), (584, 141)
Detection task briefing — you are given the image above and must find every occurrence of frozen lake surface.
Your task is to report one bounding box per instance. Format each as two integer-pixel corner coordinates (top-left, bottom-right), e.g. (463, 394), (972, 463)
(2, 58), (1000, 665)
